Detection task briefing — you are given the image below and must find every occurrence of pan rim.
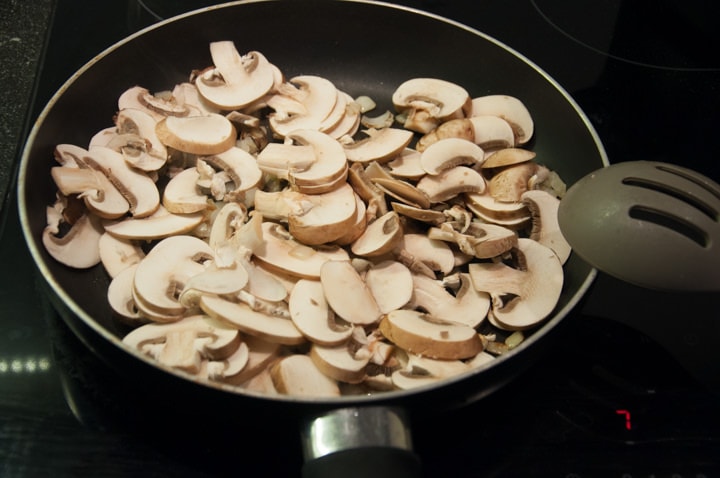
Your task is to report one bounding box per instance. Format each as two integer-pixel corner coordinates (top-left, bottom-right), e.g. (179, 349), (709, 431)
(16, 0), (606, 406)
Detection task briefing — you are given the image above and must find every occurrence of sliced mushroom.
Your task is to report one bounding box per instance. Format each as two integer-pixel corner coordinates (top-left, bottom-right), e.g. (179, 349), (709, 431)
(398, 233), (455, 275)
(416, 166), (486, 203)
(409, 273), (490, 328)
(131, 235), (214, 320)
(468, 238), (564, 330)
(391, 354), (471, 390)
(122, 314), (241, 374)
(103, 205), (206, 241)
(324, 92), (362, 139)
(202, 146), (264, 199)
(163, 167), (208, 214)
(470, 94), (534, 145)
(267, 75), (340, 137)
(200, 295), (306, 345)
(107, 263), (144, 324)
(386, 148), (426, 180)
(253, 222), (349, 279)
(379, 309), (483, 360)
(415, 115), (515, 152)
(392, 78), (471, 133)
(289, 279), (353, 346)
(390, 202), (446, 225)
(195, 42), (276, 110)
(420, 137), (485, 175)
(521, 189), (572, 264)
(372, 177), (431, 210)
(225, 335), (282, 386)
(482, 147), (536, 169)
(114, 108), (168, 171)
(364, 260), (413, 314)
(51, 166), (130, 219)
(342, 127), (413, 164)
(310, 341), (370, 384)
(350, 210), (404, 257)
(464, 191), (531, 229)
(98, 232), (145, 278)
(487, 161), (540, 203)
(320, 260), (383, 326)
(42, 212), (104, 269)
(270, 354), (340, 397)
(156, 113), (236, 155)
(427, 222), (518, 259)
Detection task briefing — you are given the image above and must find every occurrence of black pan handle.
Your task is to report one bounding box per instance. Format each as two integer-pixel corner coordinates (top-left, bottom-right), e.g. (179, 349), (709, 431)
(300, 406), (422, 478)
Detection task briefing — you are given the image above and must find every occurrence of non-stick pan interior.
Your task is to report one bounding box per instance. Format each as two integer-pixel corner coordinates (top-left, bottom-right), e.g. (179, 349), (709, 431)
(18, 0), (606, 405)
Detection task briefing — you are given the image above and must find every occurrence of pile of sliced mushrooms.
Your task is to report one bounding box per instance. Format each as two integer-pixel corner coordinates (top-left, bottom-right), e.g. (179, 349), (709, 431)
(42, 41), (571, 397)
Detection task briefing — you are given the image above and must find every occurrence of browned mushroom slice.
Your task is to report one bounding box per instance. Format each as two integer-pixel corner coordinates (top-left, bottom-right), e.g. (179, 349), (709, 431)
(310, 341), (370, 384)
(522, 189), (572, 264)
(289, 279), (353, 346)
(343, 127), (414, 164)
(200, 295), (306, 345)
(470, 94), (534, 145)
(392, 78), (472, 134)
(271, 354), (341, 397)
(468, 238), (564, 330)
(320, 260), (383, 326)
(156, 113), (237, 156)
(350, 210), (404, 257)
(409, 273), (490, 328)
(487, 161), (539, 203)
(416, 166), (486, 203)
(253, 222), (349, 279)
(379, 309), (483, 360)
(122, 314), (241, 374)
(195, 43), (276, 110)
(365, 260), (413, 314)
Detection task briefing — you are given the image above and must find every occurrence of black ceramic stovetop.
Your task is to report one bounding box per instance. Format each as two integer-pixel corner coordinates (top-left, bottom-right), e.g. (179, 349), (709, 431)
(1, 1), (719, 476)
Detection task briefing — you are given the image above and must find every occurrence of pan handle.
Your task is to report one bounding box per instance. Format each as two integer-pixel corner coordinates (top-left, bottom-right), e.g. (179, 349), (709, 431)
(300, 406), (422, 478)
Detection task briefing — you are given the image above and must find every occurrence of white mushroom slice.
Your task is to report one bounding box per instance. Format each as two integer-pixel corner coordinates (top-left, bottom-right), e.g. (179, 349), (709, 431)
(464, 191), (530, 223)
(415, 115), (515, 152)
(51, 166), (129, 219)
(488, 161), (539, 202)
(195, 43), (276, 110)
(163, 167), (208, 214)
(289, 279), (353, 346)
(416, 166), (486, 203)
(256, 142), (317, 179)
(179, 267), (250, 307)
(409, 273), (490, 328)
(372, 177), (431, 210)
(254, 183), (358, 245)
(118, 86), (166, 121)
(254, 222), (349, 279)
(42, 212), (104, 269)
(155, 113), (236, 155)
(226, 335), (282, 386)
(107, 264), (143, 324)
(324, 92), (362, 139)
(470, 94), (534, 145)
(390, 202), (446, 225)
(203, 146), (263, 198)
(240, 258), (289, 302)
(270, 354), (340, 397)
(399, 233), (455, 275)
(347, 162), (388, 217)
(103, 205), (206, 241)
(333, 194), (368, 246)
(208, 202), (250, 253)
(171, 82), (219, 117)
(98, 232), (145, 278)
(427, 222), (518, 259)
(203, 341), (250, 382)
(114, 108), (168, 171)
(365, 260), (413, 314)
(267, 75), (340, 137)
(392, 78), (471, 133)
(131, 235), (214, 319)
(310, 342), (370, 384)
(379, 309), (483, 360)
(342, 127), (413, 164)
(391, 354), (471, 390)
(468, 238), (564, 330)
(122, 314), (241, 374)
(84, 146), (161, 218)
(482, 147), (536, 169)
(386, 148), (426, 180)
(284, 129), (349, 191)
(200, 295), (305, 345)
(350, 210), (404, 257)
(320, 260), (383, 326)
(420, 138), (485, 175)
(522, 189), (572, 264)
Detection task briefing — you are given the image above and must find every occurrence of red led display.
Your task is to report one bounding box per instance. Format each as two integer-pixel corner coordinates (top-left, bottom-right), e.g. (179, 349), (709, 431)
(616, 409), (632, 430)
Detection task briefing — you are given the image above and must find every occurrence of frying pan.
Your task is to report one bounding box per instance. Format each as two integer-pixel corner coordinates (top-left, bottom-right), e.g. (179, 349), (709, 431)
(17, 1), (607, 476)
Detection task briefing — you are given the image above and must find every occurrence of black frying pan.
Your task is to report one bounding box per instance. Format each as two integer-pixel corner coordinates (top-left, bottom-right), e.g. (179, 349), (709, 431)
(17, 1), (607, 476)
